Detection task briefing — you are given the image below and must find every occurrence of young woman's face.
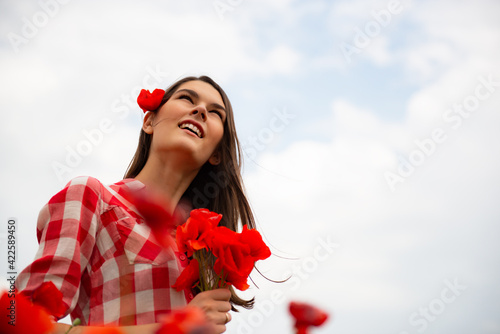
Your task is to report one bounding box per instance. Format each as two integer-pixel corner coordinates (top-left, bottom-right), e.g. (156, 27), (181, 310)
(146, 80), (227, 169)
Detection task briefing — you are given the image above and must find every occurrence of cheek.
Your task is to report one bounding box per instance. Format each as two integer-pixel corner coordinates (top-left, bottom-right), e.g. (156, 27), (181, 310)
(157, 101), (184, 119)
(213, 125), (225, 145)
(207, 120), (224, 141)
(217, 124), (225, 139)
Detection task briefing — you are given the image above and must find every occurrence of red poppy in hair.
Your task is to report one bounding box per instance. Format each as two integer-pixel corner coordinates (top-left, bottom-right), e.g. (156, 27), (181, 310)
(137, 88), (165, 113)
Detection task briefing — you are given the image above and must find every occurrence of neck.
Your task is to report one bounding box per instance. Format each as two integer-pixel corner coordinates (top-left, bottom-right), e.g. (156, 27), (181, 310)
(134, 154), (199, 214)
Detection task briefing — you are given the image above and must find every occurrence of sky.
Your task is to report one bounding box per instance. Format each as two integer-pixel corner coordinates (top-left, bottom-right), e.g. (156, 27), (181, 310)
(1, 0), (500, 333)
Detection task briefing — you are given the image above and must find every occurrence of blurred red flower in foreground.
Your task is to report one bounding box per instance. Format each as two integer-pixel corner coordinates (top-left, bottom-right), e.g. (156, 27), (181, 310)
(22, 281), (66, 318)
(172, 208), (271, 292)
(122, 187), (178, 250)
(156, 306), (215, 334)
(0, 281), (67, 334)
(137, 88), (165, 113)
(289, 301), (329, 334)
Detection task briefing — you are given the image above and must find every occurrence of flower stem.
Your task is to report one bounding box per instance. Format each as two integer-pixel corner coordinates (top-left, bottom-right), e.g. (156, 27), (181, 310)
(64, 318), (81, 334)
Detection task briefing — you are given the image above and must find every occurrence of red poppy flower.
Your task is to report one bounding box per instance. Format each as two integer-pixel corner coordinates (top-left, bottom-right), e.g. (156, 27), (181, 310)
(137, 88), (165, 113)
(156, 306), (214, 334)
(207, 227), (249, 290)
(0, 289), (54, 334)
(289, 301), (329, 334)
(122, 187), (177, 250)
(239, 225), (272, 261)
(176, 209), (222, 257)
(172, 258), (200, 291)
(22, 281), (66, 319)
(208, 225), (271, 291)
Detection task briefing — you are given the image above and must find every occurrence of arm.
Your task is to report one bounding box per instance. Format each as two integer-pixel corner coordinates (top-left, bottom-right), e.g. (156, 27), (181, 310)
(16, 176), (102, 320)
(51, 323), (160, 334)
(50, 289), (232, 334)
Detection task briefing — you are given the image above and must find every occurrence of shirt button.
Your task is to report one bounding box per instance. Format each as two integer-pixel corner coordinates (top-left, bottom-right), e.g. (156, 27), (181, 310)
(179, 254), (186, 261)
(188, 293), (194, 299)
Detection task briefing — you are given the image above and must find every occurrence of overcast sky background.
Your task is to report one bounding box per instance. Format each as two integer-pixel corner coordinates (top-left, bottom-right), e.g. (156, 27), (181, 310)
(1, 0), (500, 333)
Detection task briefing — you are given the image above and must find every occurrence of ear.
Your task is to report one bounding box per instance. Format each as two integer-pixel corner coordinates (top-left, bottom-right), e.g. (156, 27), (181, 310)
(208, 150), (221, 165)
(142, 111), (155, 134)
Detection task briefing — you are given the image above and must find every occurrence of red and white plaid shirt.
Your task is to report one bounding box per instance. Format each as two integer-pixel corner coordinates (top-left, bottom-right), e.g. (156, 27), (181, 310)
(16, 176), (193, 326)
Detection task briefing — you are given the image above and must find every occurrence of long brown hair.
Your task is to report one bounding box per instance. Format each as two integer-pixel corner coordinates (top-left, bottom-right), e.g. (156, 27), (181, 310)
(124, 76), (256, 309)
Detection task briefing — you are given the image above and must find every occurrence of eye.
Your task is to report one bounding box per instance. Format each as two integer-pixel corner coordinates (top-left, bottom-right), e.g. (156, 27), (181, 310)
(210, 110), (223, 119)
(179, 94), (193, 103)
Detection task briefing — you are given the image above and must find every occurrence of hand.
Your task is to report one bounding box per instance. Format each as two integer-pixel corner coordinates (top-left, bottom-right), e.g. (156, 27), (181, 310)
(188, 289), (232, 333)
(50, 323), (72, 334)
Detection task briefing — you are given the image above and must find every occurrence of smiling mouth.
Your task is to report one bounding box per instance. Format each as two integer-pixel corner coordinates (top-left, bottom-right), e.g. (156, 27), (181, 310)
(179, 122), (202, 138)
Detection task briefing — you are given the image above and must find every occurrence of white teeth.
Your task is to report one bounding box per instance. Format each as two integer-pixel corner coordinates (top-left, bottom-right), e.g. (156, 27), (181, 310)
(180, 123), (202, 137)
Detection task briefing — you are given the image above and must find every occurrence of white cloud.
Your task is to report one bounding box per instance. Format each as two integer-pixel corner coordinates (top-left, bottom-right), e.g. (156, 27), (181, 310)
(242, 86), (500, 333)
(264, 45), (302, 75)
(0, 0), (307, 204)
(327, 0), (410, 67)
(399, 0), (500, 82)
(240, 6), (500, 324)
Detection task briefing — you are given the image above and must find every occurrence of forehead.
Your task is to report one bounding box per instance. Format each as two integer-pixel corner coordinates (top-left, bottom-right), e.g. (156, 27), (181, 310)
(176, 80), (225, 107)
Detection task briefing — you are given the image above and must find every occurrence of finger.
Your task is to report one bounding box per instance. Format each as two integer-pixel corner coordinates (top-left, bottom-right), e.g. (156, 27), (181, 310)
(216, 301), (231, 313)
(208, 288), (232, 301)
(215, 311), (231, 325)
(214, 324), (227, 333)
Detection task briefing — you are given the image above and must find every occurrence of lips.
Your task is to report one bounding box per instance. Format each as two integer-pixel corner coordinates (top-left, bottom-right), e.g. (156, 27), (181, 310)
(178, 120), (204, 138)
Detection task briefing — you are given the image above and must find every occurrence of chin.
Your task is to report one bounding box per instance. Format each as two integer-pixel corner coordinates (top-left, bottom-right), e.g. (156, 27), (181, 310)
(157, 143), (210, 169)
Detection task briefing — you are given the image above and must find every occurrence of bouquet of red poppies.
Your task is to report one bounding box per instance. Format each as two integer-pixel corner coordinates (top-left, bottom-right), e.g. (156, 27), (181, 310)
(172, 209), (271, 292)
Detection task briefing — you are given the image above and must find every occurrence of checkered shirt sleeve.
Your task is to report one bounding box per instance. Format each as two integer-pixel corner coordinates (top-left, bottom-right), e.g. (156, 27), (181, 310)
(16, 176), (190, 325)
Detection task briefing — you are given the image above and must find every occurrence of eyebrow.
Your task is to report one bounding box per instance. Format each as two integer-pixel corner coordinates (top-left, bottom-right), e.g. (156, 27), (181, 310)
(176, 89), (227, 114)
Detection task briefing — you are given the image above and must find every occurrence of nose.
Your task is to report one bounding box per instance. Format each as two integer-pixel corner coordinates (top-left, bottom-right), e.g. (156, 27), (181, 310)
(191, 105), (207, 121)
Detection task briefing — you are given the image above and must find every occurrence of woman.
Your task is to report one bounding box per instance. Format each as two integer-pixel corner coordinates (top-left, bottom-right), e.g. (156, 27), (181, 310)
(16, 76), (257, 333)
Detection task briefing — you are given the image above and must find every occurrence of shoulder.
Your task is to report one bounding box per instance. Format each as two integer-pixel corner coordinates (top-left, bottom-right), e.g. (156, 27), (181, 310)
(63, 176), (105, 192)
(44, 176), (109, 211)
(37, 177), (107, 236)
(63, 176), (141, 195)
(46, 176), (143, 212)
(50, 176), (104, 201)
